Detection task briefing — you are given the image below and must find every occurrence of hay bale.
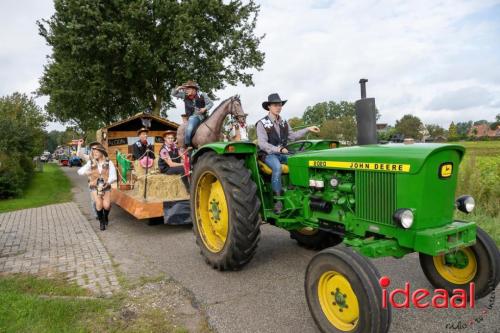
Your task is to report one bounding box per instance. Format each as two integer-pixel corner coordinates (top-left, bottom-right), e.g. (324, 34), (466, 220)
(134, 173), (189, 201)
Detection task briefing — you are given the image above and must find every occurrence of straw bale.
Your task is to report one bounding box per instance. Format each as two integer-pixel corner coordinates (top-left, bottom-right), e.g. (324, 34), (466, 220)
(134, 173), (189, 201)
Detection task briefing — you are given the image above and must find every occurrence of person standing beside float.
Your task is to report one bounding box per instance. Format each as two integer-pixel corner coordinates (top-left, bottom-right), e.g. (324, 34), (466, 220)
(77, 140), (103, 219)
(77, 144), (117, 231)
(171, 80), (214, 148)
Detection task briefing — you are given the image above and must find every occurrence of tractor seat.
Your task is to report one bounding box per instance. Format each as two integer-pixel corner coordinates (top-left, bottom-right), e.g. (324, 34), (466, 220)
(257, 160), (289, 175)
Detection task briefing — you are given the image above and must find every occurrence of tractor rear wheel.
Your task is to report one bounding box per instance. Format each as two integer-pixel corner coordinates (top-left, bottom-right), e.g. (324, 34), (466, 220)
(191, 152), (261, 270)
(290, 228), (342, 250)
(419, 226), (500, 299)
(305, 246), (391, 333)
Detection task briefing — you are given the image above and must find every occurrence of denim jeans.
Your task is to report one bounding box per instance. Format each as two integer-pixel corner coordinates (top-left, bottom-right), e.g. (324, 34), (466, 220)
(264, 153), (289, 193)
(185, 115), (203, 147)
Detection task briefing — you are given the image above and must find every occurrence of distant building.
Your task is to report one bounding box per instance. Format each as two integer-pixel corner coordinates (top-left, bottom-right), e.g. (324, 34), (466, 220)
(468, 124), (500, 138)
(376, 123), (388, 132)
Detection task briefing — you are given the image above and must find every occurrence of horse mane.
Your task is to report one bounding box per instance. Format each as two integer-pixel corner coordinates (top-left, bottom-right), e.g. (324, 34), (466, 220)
(206, 95), (239, 118)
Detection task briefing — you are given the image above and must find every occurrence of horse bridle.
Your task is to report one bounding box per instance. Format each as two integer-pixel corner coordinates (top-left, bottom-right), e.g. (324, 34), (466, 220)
(202, 96), (242, 135)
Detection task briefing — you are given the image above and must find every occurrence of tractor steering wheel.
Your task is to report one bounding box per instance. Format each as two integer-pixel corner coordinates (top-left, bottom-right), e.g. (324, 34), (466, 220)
(284, 141), (313, 154)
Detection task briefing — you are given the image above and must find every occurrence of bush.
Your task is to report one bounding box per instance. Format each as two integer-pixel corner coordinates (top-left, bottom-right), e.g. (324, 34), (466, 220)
(456, 155), (500, 217)
(0, 155), (28, 199)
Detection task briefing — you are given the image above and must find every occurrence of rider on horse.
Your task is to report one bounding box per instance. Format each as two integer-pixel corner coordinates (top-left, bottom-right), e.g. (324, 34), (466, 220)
(171, 80), (214, 148)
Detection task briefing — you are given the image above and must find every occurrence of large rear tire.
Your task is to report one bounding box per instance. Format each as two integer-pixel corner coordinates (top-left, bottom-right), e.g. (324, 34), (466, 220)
(290, 228), (342, 250)
(419, 226), (500, 299)
(191, 152), (261, 270)
(305, 246), (391, 333)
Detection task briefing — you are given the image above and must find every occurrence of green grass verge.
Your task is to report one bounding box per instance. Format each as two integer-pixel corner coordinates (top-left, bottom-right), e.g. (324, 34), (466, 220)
(0, 274), (189, 333)
(0, 163), (72, 213)
(0, 274), (112, 333)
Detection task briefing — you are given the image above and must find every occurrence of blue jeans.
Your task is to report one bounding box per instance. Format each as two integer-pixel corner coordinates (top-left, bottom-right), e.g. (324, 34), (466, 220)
(185, 115), (203, 147)
(264, 153), (289, 194)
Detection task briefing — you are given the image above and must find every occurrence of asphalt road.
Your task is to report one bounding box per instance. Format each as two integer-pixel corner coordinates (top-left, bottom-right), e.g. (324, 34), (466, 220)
(64, 167), (499, 333)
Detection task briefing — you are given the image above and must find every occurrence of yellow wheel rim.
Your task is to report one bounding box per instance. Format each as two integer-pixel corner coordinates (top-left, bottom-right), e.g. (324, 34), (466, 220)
(433, 248), (477, 284)
(317, 271), (359, 332)
(195, 172), (229, 253)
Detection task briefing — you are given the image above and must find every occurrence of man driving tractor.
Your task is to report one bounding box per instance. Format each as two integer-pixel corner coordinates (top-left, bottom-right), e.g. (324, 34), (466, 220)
(256, 93), (320, 213)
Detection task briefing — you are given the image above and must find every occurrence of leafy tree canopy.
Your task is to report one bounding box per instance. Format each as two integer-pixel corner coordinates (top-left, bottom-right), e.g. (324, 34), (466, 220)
(395, 114), (423, 140)
(37, 0), (265, 132)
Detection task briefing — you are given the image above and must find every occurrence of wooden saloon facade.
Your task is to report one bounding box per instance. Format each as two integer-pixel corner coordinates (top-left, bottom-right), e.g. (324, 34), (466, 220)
(96, 112), (179, 167)
(95, 113), (191, 222)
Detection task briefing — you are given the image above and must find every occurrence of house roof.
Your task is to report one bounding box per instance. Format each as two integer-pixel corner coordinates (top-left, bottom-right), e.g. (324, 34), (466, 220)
(100, 113), (179, 132)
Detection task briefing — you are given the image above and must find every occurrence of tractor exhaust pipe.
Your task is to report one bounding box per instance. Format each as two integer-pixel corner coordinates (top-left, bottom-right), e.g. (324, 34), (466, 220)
(355, 79), (378, 145)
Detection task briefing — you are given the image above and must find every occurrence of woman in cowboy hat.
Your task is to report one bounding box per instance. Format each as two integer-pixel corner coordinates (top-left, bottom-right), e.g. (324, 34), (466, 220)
(171, 80), (214, 147)
(256, 93), (320, 213)
(77, 144), (117, 231)
(76, 139), (104, 219)
(133, 127), (155, 163)
(159, 130), (189, 191)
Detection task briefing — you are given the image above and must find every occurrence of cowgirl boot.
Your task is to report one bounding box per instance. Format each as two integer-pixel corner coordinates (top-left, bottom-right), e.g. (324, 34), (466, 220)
(103, 209), (110, 226)
(96, 209), (106, 231)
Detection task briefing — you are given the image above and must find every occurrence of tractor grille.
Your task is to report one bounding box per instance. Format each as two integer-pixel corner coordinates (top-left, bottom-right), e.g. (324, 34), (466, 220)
(355, 171), (397, 225)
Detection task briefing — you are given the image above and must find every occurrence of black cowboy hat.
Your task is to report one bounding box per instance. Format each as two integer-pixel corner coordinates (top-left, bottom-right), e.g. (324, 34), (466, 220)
(262, 93), (287, 110)
(137, 127), (149, 135)
(92, 144), (108, 157)
(88, 141), (100, 148)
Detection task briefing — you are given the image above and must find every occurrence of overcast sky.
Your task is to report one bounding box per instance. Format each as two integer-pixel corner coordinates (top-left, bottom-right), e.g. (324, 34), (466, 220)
(1, 0), (499, 131)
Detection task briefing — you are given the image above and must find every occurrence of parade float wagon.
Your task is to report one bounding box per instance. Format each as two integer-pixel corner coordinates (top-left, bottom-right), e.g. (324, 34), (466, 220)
(98, 113), (191, 224)
(189, 81), (500, 333)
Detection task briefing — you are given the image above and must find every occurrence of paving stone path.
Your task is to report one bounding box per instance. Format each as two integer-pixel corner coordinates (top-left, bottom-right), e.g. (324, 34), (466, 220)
(0, 202), (119, 296)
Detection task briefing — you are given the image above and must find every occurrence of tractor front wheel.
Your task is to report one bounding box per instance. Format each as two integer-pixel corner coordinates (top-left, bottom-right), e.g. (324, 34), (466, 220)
(305, 246), (391, 333)
(419, 227), (500, 299)
(290, 228), (342, 250)
(191, 152), (261, 270)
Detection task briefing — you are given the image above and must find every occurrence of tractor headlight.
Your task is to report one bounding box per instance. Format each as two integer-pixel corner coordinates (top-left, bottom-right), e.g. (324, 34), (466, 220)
(393, 209), (414, 229)
(456, 195), (475, 214)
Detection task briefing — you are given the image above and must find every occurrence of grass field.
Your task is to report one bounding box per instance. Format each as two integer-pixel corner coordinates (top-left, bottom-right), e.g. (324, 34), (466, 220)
(0, 163), (72, 213)
(453, 140), (500, 245)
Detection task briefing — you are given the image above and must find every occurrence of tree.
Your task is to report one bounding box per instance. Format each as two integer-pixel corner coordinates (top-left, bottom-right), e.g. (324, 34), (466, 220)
(425, 124), (445, 139)
(37, 0), (265, 132)
(448, 122), (459, 141)
(303, 101), (356, 125)
(288, 117), (305, 130)
(0, 93), (47, 198)
(456, 121), (472, 138)
(489, 114), (500, 130)
(0, 93), (47, 157)
(394, 114), (423, 140)
(473, 120), (488, 126)
(318, 117), (357, 145)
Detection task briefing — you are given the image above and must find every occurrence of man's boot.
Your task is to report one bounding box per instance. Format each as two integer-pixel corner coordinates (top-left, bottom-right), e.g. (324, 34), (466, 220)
(97, 209), (106, 231)
(273, 191), (283, 214)
(103, 209), (110, 226)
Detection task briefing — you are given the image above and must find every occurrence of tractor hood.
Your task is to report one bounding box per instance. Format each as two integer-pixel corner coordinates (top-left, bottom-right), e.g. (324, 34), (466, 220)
(287, 143), (465, 175)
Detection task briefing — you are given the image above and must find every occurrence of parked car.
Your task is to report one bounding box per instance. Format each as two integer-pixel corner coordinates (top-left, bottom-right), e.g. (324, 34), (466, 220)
(59, 155), (70, 167)
(69, 156), (82, 167)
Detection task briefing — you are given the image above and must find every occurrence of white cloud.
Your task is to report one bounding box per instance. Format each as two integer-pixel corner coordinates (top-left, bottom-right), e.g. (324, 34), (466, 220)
(2, 0), (500, 129)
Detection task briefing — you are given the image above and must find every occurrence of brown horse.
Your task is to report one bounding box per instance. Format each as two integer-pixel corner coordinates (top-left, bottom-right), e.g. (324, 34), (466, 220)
(177, 95), (247, 148)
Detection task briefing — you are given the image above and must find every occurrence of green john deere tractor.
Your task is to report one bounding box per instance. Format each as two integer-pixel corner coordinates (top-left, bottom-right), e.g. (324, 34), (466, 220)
(189, 80), (500, 333)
